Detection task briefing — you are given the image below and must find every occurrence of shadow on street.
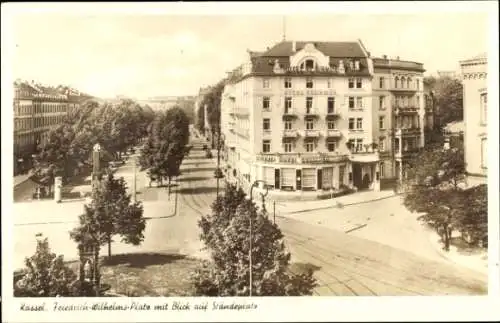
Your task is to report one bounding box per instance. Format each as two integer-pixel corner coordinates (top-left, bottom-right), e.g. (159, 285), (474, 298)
(183, 167), (215, 173)
(178, 176), (209, 183)
(289, 262), (322, 275)
(101, 252), (187, 269)
(177, 186), (218, 195)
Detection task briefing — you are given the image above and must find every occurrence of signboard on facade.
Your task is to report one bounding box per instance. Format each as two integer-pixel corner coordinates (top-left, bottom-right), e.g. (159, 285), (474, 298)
(284, 90), (336, 96)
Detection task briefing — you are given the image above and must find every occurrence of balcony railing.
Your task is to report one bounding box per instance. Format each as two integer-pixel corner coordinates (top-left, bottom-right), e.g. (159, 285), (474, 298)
(394, 105), (419, 114)
(282, 129), (299, 138)
(326, 110), (341, 119)
(303, 129), (320, 138)
(304, 109), (320, 118)
(283, 109), (298, 118)
(256, 152), (348, 164)
(234, 108), (250, 117)
(395, 127), (421, 136)
(394, 148), (420, 158)
(325, 129), (341, 138)
(390, 87), (417, 92)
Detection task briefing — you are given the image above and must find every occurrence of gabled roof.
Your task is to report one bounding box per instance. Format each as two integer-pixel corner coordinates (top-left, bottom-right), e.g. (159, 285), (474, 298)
(262, 41), (366, 58)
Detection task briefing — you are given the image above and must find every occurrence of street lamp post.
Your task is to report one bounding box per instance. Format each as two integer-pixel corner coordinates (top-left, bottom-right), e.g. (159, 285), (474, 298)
(248, 180), (269, 297)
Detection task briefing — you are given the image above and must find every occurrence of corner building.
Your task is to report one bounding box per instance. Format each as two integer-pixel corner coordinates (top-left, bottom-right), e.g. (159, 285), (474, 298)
(220, 41), (426, 200)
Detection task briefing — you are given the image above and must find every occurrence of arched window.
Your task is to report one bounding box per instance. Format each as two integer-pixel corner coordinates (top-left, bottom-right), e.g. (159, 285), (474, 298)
(401, 77), (406, 88)
(395, 77), (399, 88)
(416, 79), (420, 90)
(407, 78), (411, 89)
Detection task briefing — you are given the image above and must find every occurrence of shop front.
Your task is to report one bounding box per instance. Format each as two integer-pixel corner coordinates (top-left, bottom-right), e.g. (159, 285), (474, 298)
(254, 153), (354, 201)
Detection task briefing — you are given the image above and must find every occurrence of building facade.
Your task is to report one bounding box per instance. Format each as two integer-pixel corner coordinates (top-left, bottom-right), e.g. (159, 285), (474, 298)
(13, 81), (89, 175)
(372, 57), (426, 182)
(221, 40), (388, 200)
(460, 53), (487, 185)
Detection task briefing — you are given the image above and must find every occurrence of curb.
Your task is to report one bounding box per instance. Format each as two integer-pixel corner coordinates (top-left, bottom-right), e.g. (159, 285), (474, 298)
(13, 176), (31, 189)
(426, 232), (488, 276)
(284, 192), (401, 215)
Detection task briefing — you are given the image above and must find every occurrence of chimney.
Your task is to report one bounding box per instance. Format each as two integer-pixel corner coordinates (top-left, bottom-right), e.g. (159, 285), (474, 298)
(292, 41), (296, 52)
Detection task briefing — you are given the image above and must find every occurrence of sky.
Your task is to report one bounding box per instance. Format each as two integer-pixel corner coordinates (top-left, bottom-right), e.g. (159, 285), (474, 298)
(6, 5), (491, 99)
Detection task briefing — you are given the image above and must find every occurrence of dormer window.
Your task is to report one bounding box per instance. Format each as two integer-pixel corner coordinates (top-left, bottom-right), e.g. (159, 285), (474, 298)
(354, 60), (360, 71)
(305, 59), (315, 71)
(349, 61), (354, 70)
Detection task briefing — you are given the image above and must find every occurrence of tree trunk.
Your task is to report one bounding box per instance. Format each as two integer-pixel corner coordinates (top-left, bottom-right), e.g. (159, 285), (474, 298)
(168, 177), (171, 198)
(108, 238), (112, 257)
(443, 224), (450, 251)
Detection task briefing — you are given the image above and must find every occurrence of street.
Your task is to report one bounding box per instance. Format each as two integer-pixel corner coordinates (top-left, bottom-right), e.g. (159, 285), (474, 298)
(13, 136), (487, 296)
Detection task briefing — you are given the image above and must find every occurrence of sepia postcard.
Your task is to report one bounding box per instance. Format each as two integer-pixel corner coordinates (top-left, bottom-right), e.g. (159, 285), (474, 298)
(1, 1), (499, 322)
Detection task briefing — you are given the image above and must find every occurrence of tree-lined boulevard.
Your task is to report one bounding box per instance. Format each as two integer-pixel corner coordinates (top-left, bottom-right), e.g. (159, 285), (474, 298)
(13, 133), (487, 296)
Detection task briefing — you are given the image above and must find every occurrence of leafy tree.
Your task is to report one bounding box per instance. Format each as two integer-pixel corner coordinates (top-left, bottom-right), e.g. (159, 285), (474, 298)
(193, 184), (317, 296)
(404, 144), (467, 250)
(425, 76), (463, 126)
(70, 172), (145, 257)
(139, 108), (190, 189)
(15, 238), (77, 297)
(459, 184), (488, 247)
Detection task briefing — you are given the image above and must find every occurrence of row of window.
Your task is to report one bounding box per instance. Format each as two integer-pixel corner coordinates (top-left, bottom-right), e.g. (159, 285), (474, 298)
(258, 95), (416, 113)
(15, 103), (67, 115)
(264, 77), (364, 89)
(279, 96), (365, 112)
(261, 75), (421, 91)
(261, 137), (390, 155)
(393, 95), (420, 107)
(378, 76), (421, 90)
(394, 115), (420, 129)
(260, 165), (348, 190)
(14, 115), (65, 131)
(262, 116), (390, 132)
(262, 140), (340, 153)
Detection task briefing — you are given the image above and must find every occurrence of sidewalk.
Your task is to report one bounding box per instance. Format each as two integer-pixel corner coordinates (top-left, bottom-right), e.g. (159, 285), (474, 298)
(14, 173), (31, 188)
(427, 232), (489, 275)
(268, 189), (398, 215)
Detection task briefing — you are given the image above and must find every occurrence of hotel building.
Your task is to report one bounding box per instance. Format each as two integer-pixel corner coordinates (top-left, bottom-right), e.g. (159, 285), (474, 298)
(460, 53), (487, 185)
(220, 40), (427, 200)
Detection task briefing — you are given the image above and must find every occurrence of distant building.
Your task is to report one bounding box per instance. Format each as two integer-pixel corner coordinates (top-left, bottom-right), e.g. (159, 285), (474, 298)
(437, 70), (459, 79)
(13, 81), (94, 175)
(460, 53), (487, 185)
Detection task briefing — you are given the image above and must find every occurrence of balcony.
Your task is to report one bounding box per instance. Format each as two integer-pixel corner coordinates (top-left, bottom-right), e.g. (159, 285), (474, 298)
(234, 108), (250, 117)
(256, 152), (348, 165)
(326, 110), (341, 120)
(348, 146), (380, 163)
(235, 128), (250, 139)
(303, 129), (320, 138)
(325, 129), (341, 138)
(282, 129), (299, 139)
(395, 127), (421, 136)
(394, 148), (420, 159)
(390, 87), (417, 93)
(394, 105), (419, 115)
(304, 109), (320, 119)
(282, 109), (298, 119)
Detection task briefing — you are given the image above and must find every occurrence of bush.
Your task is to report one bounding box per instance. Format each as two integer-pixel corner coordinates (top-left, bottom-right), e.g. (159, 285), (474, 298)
(15, 238), (77, 297)
(194, 184), (317, 296)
